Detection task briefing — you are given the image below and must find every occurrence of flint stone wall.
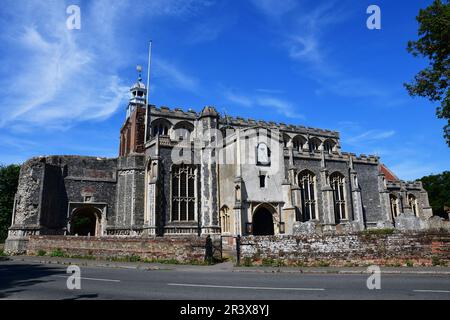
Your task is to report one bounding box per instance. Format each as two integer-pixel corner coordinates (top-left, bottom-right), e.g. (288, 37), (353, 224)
(26, 236), (220, 263)
(240, 232), (450, 267)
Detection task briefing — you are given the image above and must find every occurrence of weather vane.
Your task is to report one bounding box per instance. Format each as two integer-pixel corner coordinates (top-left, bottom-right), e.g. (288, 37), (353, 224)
(136, 65), (143, 81)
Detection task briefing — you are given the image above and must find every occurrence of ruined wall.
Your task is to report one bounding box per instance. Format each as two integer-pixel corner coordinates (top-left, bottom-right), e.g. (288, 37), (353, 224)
(12, 159), (45, 228)
(40, 164), (67, 231)
(6, 156), (118, 253)
(240, 232), (450, 267)
(26, 236), (219, 263)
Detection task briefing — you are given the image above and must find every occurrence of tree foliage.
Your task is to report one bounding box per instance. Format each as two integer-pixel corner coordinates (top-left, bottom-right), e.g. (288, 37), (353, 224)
(0, 164), (20, 242)
(420, 171), (450, 219)
(405, 0), (450, 146)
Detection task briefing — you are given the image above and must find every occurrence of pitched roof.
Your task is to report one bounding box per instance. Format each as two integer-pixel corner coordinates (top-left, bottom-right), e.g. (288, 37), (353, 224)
(380, 164), (399, 182)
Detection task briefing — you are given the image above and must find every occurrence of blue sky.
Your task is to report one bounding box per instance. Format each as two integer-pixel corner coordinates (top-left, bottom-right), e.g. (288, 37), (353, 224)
(0, 0), (448, 180)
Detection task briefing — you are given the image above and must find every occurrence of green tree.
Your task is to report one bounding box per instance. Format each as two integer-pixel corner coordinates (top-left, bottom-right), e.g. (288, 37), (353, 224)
(420, 171), (450, 219)
(404, 0), (450, 146)
(0, 164), (21, 242)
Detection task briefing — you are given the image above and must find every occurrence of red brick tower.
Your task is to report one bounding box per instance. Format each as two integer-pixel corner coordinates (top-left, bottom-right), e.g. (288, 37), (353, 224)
(119, 66), (147, 157)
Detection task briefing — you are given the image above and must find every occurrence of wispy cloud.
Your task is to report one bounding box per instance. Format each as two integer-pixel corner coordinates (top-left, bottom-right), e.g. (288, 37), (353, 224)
(185, 13), (236, 45)
(0, 0), (211, 130)
(224, 89), (304, 120)
(256, 88), (284, 94)
(224, 91), (254, 107)
(390, 161), (442, 182)
(248, 0), (397, 102)
(346, 130), (396, 145)
(249, 0), (298, 17)
(154, 59), (200, 93)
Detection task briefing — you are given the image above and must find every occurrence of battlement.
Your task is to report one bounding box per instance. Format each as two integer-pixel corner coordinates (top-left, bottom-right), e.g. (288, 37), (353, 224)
(150, 105), (198, 120)
(386, 180), (424, 190)
(291, 150), (380, 165)
(149, 105), (339, 138)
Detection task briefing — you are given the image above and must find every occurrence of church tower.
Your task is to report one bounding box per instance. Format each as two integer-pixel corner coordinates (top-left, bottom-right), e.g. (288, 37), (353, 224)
(119, 66), (147, 157)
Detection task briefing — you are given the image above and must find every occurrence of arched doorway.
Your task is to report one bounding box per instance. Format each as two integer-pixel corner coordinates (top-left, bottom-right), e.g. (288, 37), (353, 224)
(252, 206), (275, 236)
(70, 207), (100, 236)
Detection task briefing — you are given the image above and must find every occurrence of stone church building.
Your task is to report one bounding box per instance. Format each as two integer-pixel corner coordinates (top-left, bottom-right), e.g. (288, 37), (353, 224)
(6, 69), (434, 252)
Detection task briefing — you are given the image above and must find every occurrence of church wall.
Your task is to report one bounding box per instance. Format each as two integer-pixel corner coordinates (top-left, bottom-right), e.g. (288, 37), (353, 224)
(292, 157), (325, 222)
(354, 162), (384, 224)
(114, 155), (145, 234)
(218, 164), (237, 211)
(159, 147), (173, 231)
(324, 159), (353, 220)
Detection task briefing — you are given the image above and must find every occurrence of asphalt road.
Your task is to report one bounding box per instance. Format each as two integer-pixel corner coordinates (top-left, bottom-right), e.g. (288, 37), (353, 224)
(1, 260), (449, 300)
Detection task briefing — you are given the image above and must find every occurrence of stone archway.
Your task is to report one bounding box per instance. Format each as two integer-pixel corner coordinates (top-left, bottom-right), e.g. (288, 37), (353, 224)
(70, 207), (101, 236)
(252, 205), (275, 236)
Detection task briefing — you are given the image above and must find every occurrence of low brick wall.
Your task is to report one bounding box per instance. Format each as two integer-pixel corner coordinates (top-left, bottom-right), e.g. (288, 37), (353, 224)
(240, 232), (450, 267)
(26, 236), (218, 263)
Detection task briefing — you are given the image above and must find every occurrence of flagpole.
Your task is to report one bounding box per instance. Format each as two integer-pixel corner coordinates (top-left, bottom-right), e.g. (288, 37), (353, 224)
(144, 40), (153, 143)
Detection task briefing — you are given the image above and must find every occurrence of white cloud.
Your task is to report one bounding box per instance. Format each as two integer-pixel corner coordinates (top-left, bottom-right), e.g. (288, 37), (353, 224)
(154, 59), (199, 93)
(256, 97), (304, 120)
(288, 36), (321, 63)
(390, 161), (442, 181)
(224, 91), (254, 107)
(249, 0), (298, 17)
(0, 0), (212, 130)
(346, 130), (396, 145)
(249, 0), (396, 102)
(224, 89), (304, 120)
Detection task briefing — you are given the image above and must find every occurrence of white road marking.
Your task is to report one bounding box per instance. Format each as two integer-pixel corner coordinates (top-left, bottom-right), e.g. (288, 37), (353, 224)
(413, 289), (450, 294)
(53, 275), (121, 283)
(168, 283), (325, 291)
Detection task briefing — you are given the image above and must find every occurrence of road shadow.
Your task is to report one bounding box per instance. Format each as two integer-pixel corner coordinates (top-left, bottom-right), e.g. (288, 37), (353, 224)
(0, 262), (65, 299)
(63, 293), (99, 300)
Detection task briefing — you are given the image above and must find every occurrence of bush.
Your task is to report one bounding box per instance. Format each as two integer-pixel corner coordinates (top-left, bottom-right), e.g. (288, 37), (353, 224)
(261, 258), (275, 266)
(128, 255), (141, 262)
(37, 250), (46, 256)
(432, 256), (447, 267)
(242, 257), (253, 267)
(50, 249), (65, 257)
(317, 260), (331, 267)
(0, 165), (20, 242)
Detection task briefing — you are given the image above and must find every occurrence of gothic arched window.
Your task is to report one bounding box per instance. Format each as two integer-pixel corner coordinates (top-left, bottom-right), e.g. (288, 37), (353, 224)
(330, 172), (346, 223)
(408, 194), (418, 217)
(309, 137), (321, 152)
(171, 165), (197, 221)
(151, 119), (172, 137)
(298, 171), (316, 221)
(323, 139), (336, 154)
(390, 194), (399, 218)
(293, 135), (306, 152)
